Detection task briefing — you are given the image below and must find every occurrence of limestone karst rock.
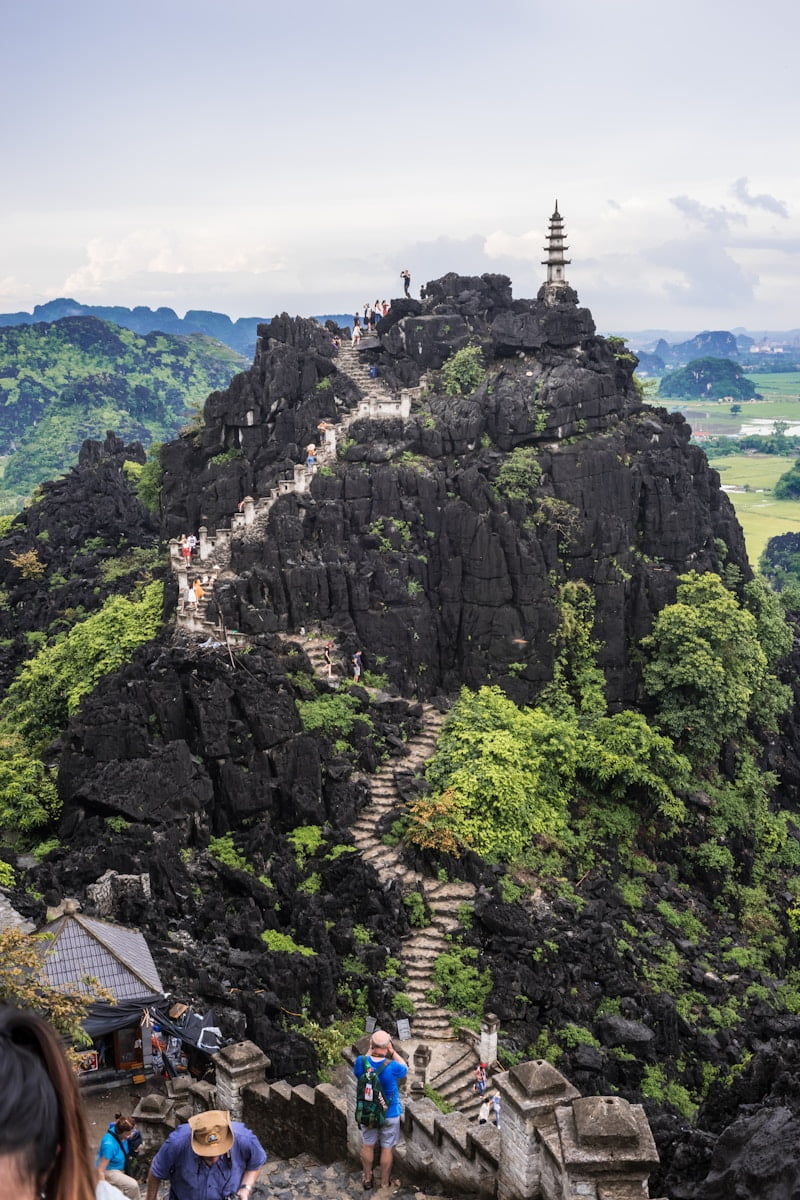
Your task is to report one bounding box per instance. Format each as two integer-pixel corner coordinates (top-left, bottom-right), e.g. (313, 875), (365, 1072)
(161, 272), (747, 709)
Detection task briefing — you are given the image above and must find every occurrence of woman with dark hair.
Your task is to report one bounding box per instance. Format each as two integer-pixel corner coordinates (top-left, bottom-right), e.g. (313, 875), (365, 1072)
(96, 1115), (141, 1199)
(0, 1004), (96, 1200)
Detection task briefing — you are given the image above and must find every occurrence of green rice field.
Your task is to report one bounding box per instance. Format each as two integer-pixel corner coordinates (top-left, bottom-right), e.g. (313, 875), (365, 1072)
(662, 372), (800, 437)
(706, 453), (800, 566)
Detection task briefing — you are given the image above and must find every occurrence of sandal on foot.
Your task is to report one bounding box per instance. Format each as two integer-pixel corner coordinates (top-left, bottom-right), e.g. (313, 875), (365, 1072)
(363, 1177), (373, 1190)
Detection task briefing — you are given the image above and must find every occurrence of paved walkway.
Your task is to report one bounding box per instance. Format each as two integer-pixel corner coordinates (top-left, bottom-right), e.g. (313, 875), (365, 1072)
(253, 1153), (480, 1200)
(296, 632), (484, 1114)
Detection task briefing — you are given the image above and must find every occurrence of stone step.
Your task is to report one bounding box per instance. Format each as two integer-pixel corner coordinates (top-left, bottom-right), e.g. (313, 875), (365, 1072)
(404, 967), (442, 984)
(425, 882), (476, 900)
(401, 942), (444, 959)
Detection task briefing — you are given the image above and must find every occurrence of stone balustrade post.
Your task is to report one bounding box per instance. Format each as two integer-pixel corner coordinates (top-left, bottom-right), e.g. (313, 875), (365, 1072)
(243, 496), (255, 525)
(211, 1040), (270, 1121)
(132, 1092), (176, 1151)
(168, 538), (182, 564)
(198, 526), (211, 561)
(552, 1094), (659, 1200)
(213, 529), (231, 566)
(294, 464), (309, 493)
(479, 1013), (500, 1068)
(495, 1059), (580, 1200)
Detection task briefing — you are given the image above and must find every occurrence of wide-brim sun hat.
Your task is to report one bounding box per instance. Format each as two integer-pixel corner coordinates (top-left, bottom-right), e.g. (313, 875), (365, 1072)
(188, 1110), (234, 1156)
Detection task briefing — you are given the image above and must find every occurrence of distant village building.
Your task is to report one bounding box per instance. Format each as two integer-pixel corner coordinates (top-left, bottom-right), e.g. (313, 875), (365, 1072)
(542, 201), (571, 303)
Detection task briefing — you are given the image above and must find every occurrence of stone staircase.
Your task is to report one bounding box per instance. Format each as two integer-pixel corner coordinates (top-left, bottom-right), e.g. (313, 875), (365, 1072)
(291, 631), (487, 1115)
(170, 336), (414, 643)
(350, 705), (486, 1116)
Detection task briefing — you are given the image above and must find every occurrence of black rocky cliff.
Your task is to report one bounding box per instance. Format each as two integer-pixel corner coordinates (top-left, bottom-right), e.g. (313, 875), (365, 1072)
(161, 272), (748, 709)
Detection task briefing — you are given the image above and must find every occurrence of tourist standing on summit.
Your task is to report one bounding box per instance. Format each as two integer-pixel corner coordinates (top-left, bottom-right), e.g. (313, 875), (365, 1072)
(401, 269), (411, 297)
(354, 1030), (408, 1191)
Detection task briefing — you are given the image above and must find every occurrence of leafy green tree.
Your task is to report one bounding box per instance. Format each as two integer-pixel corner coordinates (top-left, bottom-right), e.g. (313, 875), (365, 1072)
(539, 580), (606, 719)
(413, 686), (578, 859)
(577, 711), (689, 827)
(0, 732), (60, 830)
(773, 459), (800, 500)
(440, 345), (485, 396)
(642, 572), (789, 765)
(761, 533), (800, 591)
(0, 927), (113, 1052)
(495, 447), (543, 505)
(658, 357), (759, 402)
(428, 944), (492, 1019)
(133, 443), (163, 514)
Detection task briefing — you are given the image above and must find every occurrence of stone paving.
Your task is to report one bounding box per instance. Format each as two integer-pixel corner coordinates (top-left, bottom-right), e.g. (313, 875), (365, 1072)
(252, 1154), (479, 1200)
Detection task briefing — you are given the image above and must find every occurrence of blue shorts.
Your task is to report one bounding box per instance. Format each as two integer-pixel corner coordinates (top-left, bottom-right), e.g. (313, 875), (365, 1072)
(361, 1116), (401, 1148)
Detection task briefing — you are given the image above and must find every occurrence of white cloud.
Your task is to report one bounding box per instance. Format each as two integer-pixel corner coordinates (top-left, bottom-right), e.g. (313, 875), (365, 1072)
(62, 229), (287, 296)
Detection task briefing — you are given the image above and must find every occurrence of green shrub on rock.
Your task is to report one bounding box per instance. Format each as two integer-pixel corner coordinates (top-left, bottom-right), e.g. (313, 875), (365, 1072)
(441, 345), (484, 396)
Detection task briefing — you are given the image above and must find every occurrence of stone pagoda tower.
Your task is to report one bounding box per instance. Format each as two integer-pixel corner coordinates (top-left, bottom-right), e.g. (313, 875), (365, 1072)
(541, 201), (571, 304)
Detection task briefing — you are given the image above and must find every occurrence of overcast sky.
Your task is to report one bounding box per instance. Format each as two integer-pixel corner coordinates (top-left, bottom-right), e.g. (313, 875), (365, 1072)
(2, 0), (798, 333)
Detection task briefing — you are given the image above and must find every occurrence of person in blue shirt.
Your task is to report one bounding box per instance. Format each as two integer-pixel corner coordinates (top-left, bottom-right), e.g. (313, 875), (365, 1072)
(145, 1110), (266, 1200)
(353, 1030), (408, 1191)
(96, 1116), (140, 1199)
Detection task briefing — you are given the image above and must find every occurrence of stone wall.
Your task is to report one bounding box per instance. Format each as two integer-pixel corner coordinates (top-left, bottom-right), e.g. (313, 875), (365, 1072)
(134, 1040), (666, 1200)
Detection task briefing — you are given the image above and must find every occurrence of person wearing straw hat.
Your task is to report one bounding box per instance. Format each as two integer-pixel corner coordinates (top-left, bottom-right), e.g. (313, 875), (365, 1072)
(145, 1109), (266, 1200)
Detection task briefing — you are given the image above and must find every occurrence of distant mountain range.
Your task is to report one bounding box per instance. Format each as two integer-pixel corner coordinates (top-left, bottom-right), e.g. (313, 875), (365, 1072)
(0, 316), (247, 510)
(0, 300), (353, 358)
(610, 329), (800, 374)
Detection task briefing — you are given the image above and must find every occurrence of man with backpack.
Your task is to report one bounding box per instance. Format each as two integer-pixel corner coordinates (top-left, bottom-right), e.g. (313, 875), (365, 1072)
(353, 1029), (408, 1191)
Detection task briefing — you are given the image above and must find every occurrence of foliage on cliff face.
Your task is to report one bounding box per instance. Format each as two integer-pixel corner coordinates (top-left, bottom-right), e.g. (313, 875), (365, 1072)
(410, 684), (689, 862)
(440, 344), (485, 396)
(0, 580), (163, 830)
(642, 571), (792, 766)
(410, 573), (795, 879)
(0, 317), (246, 508)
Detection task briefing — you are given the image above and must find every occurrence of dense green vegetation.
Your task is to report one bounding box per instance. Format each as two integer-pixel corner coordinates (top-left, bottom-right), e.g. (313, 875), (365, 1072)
(440, 345), (485, 395)
(409, 573), (792, 884)
(0, 317), (246, 508)
(0, 580), (163, 830)
(405, 570), (800, 1109)
(774, 458), (800, 500)
(659, 357), (760, 402)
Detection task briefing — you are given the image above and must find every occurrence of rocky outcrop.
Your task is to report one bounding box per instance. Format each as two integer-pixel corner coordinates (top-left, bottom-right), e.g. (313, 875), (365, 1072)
(160, 274), (747, 710)
(0, 431), (160, 689)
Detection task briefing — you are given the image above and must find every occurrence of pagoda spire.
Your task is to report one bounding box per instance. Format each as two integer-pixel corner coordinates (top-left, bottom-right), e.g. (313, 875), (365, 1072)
(541, 200), (571, 304)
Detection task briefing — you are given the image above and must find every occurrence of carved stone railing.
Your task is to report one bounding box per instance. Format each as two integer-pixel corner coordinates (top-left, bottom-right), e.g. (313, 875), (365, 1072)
(134, 1039), (665, 1200)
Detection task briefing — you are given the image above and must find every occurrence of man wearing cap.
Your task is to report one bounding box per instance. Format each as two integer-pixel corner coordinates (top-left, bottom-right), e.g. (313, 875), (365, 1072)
(145, 1109), (266, 1200)
(353, 1029), (408, 1191)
